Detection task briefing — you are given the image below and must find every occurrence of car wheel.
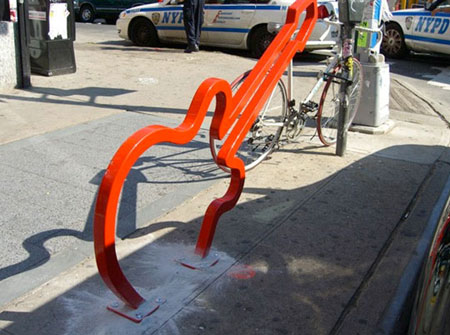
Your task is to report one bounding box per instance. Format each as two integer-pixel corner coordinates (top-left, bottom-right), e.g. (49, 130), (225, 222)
(381, 23), (409, 59)
(130, 18), (159, 47)
(79, 4), (95, 23)
(250, 25), (274, 58)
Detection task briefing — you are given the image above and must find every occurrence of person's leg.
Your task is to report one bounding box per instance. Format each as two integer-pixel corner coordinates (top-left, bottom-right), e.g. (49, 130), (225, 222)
(183, 0), (198, 52)
(194, 0), (204, 47)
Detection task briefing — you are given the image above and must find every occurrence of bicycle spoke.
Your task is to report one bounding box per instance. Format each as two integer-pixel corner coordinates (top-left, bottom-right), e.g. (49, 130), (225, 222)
(210, 72), (288, 172)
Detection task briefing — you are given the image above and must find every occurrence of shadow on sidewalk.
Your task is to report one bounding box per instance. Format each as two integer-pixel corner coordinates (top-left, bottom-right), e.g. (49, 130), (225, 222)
(0, 144), (448, 334)
(0, 87), (213, 116)
(0, 140), (224, 283)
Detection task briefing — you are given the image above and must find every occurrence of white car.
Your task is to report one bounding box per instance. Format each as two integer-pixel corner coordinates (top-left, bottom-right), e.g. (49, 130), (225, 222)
(116, 0), (339, 57)
(381, 0), (450, 58)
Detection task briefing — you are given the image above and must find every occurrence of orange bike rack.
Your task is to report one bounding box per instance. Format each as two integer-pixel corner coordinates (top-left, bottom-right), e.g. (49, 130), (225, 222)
(94, 0), (317, 319)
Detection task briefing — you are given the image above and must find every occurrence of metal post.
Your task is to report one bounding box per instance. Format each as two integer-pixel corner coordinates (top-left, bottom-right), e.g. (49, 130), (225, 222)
(336, 24), (354, 157)
(287, 59), (293, 101)
(17, 0), (30, 88)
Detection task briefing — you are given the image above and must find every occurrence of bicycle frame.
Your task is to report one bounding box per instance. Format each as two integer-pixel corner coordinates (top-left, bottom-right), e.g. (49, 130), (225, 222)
(285, 16), (382, 110)
(298, 54), (339, 106)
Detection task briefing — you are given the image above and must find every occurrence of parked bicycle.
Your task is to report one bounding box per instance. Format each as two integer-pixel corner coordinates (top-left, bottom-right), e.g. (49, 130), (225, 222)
(210, 16), (382, 172)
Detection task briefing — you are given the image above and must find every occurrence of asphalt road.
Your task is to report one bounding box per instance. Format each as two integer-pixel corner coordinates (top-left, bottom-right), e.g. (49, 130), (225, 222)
(387, 53), (450, 122)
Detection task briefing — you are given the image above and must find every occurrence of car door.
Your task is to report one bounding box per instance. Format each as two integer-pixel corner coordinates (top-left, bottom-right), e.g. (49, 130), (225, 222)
(409, 5), (450, 54)
(91, 0), (120, 17)
(203, 0), (256, 46)
(156, 0), (210, 43)
(155, 1), (187, 42)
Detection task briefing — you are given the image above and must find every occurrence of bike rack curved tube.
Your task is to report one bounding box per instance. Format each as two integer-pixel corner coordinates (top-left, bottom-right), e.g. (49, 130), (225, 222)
(94, 0), (317, 310)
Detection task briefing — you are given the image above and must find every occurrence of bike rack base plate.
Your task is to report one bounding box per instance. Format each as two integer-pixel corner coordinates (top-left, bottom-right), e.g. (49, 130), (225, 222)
(107, 297), (166, 323)
(175, 252), (220, 270)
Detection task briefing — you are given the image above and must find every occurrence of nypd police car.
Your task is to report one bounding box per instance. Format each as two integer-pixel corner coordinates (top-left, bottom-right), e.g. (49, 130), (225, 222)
(116, 0), (339, 57)
(381, 0), (450, 58)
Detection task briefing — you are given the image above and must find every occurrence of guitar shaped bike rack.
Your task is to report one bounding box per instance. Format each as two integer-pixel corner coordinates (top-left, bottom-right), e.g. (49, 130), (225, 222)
(94, 0), (317, 322)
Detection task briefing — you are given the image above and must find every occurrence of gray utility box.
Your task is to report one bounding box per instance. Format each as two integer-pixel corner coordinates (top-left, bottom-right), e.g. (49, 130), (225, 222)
(353, 62), (390, 127)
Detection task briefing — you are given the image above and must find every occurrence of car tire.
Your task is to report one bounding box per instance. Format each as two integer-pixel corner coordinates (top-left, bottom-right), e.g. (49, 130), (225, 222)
(250, 25), (274, 58)
(130, 18), (159, 47)
(381, 22), (409, 59)
(79, 4), (95, 23)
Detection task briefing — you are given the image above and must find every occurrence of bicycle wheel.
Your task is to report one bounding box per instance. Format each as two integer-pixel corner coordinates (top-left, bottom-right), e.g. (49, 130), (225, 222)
(316, 58), (362, 146)
(210, 71), (288, 172)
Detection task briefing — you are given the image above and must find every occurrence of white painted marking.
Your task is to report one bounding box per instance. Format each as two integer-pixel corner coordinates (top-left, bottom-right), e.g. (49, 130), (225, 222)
(428, 67), (450, 90)
(138, 77), (159, 85)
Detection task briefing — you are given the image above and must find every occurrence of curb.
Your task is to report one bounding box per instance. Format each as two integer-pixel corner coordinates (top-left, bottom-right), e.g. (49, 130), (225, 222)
(350, 119), (396, 135)
(377, 172), (450, 334)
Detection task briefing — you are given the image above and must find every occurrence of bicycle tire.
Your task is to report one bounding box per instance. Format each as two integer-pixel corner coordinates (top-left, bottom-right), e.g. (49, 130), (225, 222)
(316, 58), (362, 146)
(210, 71), (288, 172)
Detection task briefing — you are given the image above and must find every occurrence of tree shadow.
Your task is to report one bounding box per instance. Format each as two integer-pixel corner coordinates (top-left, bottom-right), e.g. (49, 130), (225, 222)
(30, 86), (135, 103)
(0, 87), (214, 116)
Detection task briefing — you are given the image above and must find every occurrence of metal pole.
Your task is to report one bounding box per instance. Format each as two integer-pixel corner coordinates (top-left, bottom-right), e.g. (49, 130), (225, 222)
(287, 59), (293, 101)
(336, 24), (354, 157)
(17, 0), (31, 88)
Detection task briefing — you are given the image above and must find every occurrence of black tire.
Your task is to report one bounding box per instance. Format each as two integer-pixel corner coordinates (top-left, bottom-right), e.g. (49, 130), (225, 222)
(79, 4), (95, 23)
(129, 18), (159, 47)
(249, 26), (274, 58)
(381, 22), (409, 59)
(210, 71), (288, 172)
(316, 59), (363, 146)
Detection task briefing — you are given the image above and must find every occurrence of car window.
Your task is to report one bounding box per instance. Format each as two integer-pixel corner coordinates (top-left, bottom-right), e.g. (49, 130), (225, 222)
(427, 0), (450, 10)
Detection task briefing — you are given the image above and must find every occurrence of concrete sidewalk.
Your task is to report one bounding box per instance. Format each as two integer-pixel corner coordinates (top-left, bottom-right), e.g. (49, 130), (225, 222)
(0, 33), (450, 334)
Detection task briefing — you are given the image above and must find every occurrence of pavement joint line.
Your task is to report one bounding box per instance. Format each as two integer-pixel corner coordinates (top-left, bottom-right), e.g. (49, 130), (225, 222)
(392, 78), (450, 128)
(377, 171), (450, 334)
(328, 161), (437, 335)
